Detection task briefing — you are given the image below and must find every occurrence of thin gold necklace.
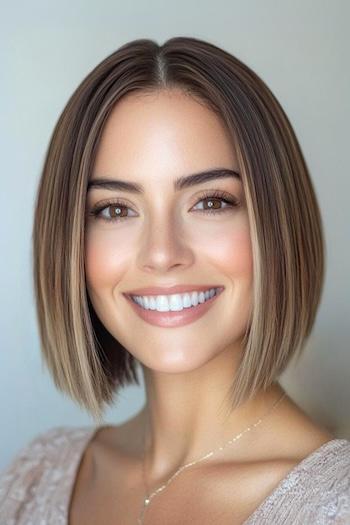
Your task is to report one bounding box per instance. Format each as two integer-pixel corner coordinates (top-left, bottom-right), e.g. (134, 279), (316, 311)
(137, 391), (286, 525)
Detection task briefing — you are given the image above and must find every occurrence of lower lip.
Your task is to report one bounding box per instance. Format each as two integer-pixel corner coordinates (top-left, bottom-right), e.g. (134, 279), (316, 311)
(124, 289), (224, 328)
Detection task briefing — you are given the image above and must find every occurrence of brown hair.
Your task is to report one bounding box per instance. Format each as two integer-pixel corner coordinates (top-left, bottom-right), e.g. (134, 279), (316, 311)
(32, 36), (325, 422)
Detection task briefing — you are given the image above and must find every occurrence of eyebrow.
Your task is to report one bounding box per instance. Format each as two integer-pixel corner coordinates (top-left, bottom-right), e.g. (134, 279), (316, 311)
(87, 168), (240, 193)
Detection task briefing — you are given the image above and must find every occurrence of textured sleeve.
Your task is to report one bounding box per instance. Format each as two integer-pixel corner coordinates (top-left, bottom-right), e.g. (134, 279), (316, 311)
(0, 427), (68, 525)
(282, 440), (350, 524)
(322, 455), (350, 524)
(244, 439), (350, 525)
(310, 442), (350, 524)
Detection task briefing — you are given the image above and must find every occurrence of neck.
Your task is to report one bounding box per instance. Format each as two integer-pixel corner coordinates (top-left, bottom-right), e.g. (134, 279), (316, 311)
(138, 346), (285, 483)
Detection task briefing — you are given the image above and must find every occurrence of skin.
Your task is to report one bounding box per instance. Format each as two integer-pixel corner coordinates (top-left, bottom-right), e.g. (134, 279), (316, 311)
(78, 88), (334, 524)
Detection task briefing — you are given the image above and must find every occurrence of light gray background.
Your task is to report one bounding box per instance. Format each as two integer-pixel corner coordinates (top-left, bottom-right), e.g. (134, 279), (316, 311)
(0, 0), (349, 472)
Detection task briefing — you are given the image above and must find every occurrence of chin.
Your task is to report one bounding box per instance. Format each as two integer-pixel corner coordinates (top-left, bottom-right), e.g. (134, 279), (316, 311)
(137, 347), (222, 374)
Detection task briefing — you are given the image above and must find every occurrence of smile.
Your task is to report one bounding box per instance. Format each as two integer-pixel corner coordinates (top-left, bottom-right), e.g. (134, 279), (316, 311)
(130, 287), (221, 312)
(124, 287), (224, 328)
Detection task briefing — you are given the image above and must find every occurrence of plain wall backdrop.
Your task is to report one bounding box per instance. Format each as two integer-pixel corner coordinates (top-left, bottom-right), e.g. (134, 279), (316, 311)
(0, 0), (349, 472)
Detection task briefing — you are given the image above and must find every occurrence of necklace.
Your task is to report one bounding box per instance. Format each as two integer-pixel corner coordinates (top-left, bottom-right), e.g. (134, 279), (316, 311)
(137, 390), (286, 524)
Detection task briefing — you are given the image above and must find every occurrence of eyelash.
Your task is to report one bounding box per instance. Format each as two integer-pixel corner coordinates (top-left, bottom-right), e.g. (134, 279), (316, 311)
(88, 190), (240, 223)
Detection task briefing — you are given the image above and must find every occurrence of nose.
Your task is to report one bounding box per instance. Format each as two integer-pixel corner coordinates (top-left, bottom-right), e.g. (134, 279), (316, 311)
(136, 214), (194, 274)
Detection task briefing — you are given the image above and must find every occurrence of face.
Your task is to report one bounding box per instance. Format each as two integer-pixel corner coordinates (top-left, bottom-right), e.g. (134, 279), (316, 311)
(85, 89), (253, 373)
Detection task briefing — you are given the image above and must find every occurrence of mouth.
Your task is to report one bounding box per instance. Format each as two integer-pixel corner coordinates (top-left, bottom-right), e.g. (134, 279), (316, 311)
(124, 284), (224, 296)
(123, 286), (224, 328)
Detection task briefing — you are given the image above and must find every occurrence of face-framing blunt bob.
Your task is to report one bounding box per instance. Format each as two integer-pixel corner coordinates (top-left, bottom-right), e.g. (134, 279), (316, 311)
(32, 36), (325, 423)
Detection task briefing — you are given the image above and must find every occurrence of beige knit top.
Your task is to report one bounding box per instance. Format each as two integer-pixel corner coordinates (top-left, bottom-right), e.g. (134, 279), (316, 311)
(0, 426), (349, 524)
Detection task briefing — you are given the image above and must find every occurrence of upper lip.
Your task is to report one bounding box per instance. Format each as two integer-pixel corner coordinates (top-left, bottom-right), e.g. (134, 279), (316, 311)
(124, 284), (224, 297)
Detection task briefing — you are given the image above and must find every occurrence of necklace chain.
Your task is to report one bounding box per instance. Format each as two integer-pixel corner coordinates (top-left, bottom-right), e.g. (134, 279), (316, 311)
(137, 391), (286, 525)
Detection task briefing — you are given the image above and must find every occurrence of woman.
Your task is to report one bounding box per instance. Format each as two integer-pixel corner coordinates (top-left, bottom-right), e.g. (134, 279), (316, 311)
(0, 36), (349, 525)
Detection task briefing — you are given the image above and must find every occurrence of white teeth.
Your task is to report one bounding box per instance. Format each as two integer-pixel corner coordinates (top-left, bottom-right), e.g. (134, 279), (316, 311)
(156, 295), (170, 312)
(148, 296), (157, 310)
(132, 288), (220, 312)
(190, 291), (199, 307)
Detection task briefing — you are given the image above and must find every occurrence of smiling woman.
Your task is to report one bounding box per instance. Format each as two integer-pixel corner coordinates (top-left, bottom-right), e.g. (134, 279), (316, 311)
(0, 36), (349, 525)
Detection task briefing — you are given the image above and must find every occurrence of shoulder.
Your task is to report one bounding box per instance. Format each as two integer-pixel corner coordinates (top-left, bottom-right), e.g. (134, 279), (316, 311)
(308, 438), (350, 521)
(0, 425), (97, 524)
(275, 404), (350, 521)
(288, 438), (350, 523)
(248, 438), (350, 524)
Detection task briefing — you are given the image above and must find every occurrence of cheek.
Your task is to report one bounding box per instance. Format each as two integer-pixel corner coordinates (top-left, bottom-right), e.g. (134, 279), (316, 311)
(84, 228), (132, 293)
(193, 216), (253, 278)
(216, 229), (252, 277)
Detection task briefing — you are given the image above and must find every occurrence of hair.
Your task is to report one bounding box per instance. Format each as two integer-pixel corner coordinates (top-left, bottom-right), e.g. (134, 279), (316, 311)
(32, 36), (325, 423)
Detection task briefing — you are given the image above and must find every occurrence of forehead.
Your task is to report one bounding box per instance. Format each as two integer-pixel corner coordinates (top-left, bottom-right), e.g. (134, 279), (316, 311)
(91, 89), (238, 182)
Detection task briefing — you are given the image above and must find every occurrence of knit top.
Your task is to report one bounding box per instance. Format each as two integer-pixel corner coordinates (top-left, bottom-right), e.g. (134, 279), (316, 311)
(0, 426), (349, 524)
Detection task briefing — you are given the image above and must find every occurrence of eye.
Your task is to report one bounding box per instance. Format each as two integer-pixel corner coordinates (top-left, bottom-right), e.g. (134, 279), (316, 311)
(191, 190), (239, 215)
(88, 199), (136, 222)
(87, 190), (240, 223)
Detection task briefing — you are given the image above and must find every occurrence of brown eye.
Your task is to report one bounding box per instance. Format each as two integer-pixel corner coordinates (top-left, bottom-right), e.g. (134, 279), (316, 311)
(201, 197), (223, 210)
(192, 191), (238, 215)
(89, 200), (136, 222)
(108, 205), (129, 218)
